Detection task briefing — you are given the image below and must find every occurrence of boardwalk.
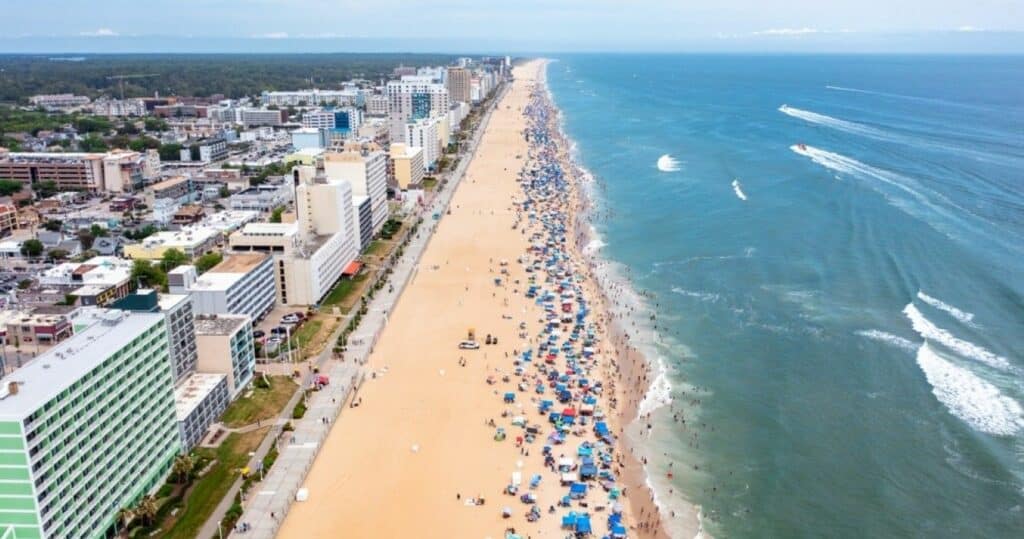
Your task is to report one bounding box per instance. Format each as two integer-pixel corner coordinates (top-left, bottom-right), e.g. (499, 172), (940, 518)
(222, 84), (508, 539)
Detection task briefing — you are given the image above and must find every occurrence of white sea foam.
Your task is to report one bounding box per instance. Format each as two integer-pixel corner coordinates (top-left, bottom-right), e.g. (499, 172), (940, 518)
(731, 179), (748, 201)
(915, 343), (1024, 436)
(917, 291), (978, 327)
(583, 225), (607, 254)
(903, 303), (1011, 371)
(657, 154), (681, 172)
(856, 329), (919, 353)
(671, 287), (722, 303)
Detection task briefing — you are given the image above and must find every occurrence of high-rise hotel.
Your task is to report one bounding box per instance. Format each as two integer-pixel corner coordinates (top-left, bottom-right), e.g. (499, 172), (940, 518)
(0, 309), (180, 538)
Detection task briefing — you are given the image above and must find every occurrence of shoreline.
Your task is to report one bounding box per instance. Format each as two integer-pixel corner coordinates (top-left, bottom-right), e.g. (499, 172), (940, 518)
(543, 63), (705, 538)
(272, 57), (693, 539)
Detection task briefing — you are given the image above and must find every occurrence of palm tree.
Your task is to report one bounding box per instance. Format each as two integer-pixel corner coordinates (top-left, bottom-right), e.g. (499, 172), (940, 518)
(171, 454), (195, 484)
(135, 495), (158, 526)
(115, 506), (135, 535)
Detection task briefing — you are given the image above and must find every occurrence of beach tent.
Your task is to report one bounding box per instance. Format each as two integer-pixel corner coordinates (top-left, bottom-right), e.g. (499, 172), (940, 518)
(561, 512), (578, 529)
(569, 482), (588, 499)
(576, 515), (592, 535)
(504, 392), (516, 403)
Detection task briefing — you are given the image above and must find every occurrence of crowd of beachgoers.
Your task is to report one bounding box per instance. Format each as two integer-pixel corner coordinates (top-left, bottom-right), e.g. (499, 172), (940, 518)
(480, 79), (666, 539)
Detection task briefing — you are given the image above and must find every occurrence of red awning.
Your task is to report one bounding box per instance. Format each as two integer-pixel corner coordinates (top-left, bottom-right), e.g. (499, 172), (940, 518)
(342, 261), (363, 277)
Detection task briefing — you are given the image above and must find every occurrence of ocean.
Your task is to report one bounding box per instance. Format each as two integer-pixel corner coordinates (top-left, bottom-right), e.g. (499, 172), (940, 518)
(546, 54), (1024, 538)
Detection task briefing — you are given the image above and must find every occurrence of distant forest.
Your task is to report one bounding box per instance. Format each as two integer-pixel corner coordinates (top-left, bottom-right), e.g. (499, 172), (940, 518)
(0, 53), (458, 102)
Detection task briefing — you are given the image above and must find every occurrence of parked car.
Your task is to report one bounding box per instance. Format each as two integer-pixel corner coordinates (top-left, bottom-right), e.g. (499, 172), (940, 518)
(253, 329), (266, 339)
(270, 326), (289, 335)
(281, 314), (302, 325)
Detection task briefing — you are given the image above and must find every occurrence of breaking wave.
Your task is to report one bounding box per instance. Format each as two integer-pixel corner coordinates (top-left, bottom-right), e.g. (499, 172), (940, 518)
(856, 329), (919, 353)
(917, 291), (977, 327)
(731, 179), (748, 201)
(657, 154), (682, 172)
(903, 303), (1011, 372)
(915, 343), (1024, 436)
(671, 287), (722, 303)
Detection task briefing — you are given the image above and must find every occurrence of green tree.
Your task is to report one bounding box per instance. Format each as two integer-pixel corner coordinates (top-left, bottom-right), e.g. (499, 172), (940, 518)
(42, 220), (62, 232)
(0, 179), (23, 197)
(158, 143), (182, 161)
(144, 117), (168, 132)
(194, 252), (223, 274)
(269, 206), (284, 223)
(124, 224), (157, 241)
(73, 116), (111, 133)
(171, 454), (195, 484)
(90, 224), (109, 238)
(130, 260), (166, 290)
(159, 248), (189, 273)
(128, 136), (161, 152)
(32, 181), (58, 199)
(79, 134), (108, 152)
(19, 239), (43, 257)
(47, 249), (69, 261)
(76, 229), (95, 250)
(116, 122), (140, 135)
(135, 495), (158, 526)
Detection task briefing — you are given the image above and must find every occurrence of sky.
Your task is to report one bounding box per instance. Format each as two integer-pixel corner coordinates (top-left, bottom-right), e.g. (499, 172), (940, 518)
(1, 0), (1023, 53)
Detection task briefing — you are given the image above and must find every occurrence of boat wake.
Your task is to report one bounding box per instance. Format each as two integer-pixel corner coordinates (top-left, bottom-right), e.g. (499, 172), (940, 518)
(915, 343), (1024, 436)
(917, 291), (978, 327)
(657, 154), (681, 172)
(731, 179), (747, 201)
(779, 104), (894, 142)
(781, 105), (1020, 167)
(787, 144), (1015, 252)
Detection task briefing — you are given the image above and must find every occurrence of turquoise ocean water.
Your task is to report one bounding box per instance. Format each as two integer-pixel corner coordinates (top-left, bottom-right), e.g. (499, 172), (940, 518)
(546, 54), (1024, 538)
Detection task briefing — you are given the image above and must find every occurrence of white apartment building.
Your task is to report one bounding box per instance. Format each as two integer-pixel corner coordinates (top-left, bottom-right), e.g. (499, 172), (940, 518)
(386, 79), (450, 142)
(91, 98), (147, 117)
(324, 143), (389, 235)
(261, 89), (360, 107)
(229, 222), (346, 306)
(239, 108), (285, 127)
(365, 94), (388, 116)
(194, 314), (256, 398)
(174, 372), (229, 450)
(168, 252), (276, 322)
(302, 110), (336, 130)
(405, 116), (442, 171)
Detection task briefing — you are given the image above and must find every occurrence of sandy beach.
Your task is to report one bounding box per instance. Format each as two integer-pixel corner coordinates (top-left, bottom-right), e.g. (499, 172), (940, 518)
(278, 59), (663, 539)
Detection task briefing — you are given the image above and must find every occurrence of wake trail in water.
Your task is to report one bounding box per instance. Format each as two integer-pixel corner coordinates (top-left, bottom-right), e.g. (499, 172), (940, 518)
(825, 85), (988, 111)
(779, 104), (894, 141)
(903, 303), (1011, 372)
(731, 179), (748, 201)
(915, 343), (1024, 436)
(781, 105), (1022, 167)
(789, 144), (1023, 256)
(917, 291), (978, 327)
